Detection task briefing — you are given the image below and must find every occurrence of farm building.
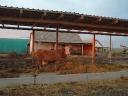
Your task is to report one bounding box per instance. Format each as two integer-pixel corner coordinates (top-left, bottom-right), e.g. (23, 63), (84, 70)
(29, 31), (94, 56)
(0, 38), (29, 54)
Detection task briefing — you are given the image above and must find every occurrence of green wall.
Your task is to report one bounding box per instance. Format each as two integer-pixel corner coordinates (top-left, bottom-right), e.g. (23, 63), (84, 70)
(0, 38), (29, 54)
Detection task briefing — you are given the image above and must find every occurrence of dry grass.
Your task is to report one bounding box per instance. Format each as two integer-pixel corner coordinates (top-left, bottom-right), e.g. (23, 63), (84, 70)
(0, 55), (128, 77)
(39, 56), (128, 74)
(0, 77), (128, 96)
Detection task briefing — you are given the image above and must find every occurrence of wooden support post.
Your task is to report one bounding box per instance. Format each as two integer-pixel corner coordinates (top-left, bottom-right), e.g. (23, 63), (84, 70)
(92, 34), (96, 64)
(32, 30), (35, 65)
(55, 26), (59, 50)
(55, 26), (59, 72)
(32, 30), (35, 55)
(81, 44), (84, 56)
(109, 34), (112, 64)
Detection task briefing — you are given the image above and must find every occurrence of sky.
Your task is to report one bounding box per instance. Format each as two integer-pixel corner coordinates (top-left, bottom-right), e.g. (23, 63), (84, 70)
(0, 0), (128, 48)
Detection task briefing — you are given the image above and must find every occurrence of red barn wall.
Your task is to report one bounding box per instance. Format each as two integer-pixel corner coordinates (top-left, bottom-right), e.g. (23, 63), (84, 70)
(71, 45), (82, 55)
(71, 44), (93, 56)
(83, 45), (93, 56)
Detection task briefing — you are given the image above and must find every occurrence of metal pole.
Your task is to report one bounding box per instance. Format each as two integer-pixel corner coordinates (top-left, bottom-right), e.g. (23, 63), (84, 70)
(56, 26), (59, 50)
(32, 30), (35, 65)
(109, 34), (112, 64)
(92, 34), (96, 64)
(32, 30), (35, 54)
(55, 26), (59, 72)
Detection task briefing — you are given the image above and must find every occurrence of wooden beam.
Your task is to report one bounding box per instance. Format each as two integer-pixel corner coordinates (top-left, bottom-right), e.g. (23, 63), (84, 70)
(1, 16), (128, 32)
(0, 26), (128, 36)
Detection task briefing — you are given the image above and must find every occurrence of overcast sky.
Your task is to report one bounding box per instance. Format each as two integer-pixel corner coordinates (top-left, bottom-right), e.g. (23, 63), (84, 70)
(0, 0), (128, 48)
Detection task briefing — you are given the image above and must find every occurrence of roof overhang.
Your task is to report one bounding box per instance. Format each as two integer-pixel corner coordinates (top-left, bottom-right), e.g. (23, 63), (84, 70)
(0, 6), (128, 36)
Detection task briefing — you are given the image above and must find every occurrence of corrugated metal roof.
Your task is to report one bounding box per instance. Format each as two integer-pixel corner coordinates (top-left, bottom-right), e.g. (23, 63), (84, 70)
(35, 31), (87, 44)
(0, 5), (128, 33)
(0, 5), (127, 21)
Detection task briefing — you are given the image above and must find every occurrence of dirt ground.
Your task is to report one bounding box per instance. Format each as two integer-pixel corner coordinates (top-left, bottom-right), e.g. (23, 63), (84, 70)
(0, 77), (128, 96)
(0, 54), (33, 78)
(0, 55), (128, 78)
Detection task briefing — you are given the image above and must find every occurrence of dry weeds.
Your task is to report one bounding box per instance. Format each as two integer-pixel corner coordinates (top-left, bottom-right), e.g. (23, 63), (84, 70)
(0, 55), (128, 77)
(0, 78), (127, 96)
